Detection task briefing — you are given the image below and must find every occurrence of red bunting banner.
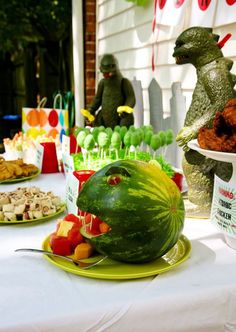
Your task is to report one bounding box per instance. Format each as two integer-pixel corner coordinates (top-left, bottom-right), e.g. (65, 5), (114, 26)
(174, 0), (186, 8)
(158, 0), (167, 9)
(157, 0), (235, 10)
(226, 0), (236, 4)
(152, 0), (158, 71)
(198, 0), (211, 11)
(151, 0), (236, 72)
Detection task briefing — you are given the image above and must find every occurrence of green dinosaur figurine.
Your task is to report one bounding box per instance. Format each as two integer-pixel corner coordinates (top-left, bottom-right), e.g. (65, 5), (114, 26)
(173, 27), (236, 215)
(88, 54), (136, 129)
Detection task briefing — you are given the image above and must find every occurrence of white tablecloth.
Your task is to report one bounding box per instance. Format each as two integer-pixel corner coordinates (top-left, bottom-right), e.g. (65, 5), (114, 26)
(0, 173), (236, 332)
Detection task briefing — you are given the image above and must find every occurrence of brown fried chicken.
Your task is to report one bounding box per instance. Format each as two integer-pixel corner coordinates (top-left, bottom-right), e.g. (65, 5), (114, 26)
(197, 98), (236, 152)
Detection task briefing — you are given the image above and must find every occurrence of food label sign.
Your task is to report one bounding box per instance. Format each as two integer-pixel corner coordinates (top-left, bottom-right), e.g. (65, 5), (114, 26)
(211, 175), (236, 237)
(23, 141), (44, 170)
(65, 173), (79, 215)
(62, 153), (75, 178)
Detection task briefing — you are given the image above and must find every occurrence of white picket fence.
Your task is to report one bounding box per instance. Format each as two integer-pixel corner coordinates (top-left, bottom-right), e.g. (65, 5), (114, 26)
(131, 77), (187, 169)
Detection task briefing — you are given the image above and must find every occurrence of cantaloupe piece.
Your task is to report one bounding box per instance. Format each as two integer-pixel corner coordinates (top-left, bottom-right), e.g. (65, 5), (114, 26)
(99, 222), (110, 234)
(74, 242), (93, 260)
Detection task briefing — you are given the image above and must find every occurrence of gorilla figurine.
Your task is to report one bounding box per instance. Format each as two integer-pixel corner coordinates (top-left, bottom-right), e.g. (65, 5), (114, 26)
(85, 54), (136, 129)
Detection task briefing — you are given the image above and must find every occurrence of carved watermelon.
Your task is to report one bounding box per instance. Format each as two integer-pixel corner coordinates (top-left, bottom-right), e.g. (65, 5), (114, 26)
(77, 160), (185, 263)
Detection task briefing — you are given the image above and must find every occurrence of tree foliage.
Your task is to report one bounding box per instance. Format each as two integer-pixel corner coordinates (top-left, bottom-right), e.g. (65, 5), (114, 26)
(0, 0), (72, 53)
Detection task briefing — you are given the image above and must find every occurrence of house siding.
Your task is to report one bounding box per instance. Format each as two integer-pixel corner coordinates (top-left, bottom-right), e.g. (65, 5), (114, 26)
(96, 0), (236, 125)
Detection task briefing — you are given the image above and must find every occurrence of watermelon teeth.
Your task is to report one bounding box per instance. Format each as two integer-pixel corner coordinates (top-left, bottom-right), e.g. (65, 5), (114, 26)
(79, 211), (111, 236)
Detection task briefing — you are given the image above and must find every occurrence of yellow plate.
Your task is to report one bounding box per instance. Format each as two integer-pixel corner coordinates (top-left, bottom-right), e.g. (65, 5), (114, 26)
(0, 204), (66, 225)
(42, 234), (191, 280)
(0, 169), (40, 184)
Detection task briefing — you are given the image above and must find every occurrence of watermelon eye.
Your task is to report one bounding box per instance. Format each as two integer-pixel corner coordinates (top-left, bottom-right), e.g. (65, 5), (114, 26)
(105, 166), (130, 185)
(107, 175), (122, 186)
(105, 166), (131, 177)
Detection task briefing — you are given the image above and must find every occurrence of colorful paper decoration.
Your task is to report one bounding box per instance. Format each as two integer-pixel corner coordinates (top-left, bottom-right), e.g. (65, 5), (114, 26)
(22, 107), (69, 141)
(22, 94), (69, 141)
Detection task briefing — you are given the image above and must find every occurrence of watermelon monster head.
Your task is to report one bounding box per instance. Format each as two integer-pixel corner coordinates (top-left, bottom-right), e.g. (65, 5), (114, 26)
(77, 160), (185, 263)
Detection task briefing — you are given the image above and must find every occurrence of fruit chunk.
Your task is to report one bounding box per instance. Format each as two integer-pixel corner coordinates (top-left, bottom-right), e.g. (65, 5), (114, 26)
(99, 221), (111, 234)
(50, 233), (72, 256)
(67, 225), (84, 249)
(57, 220), (74, 237)
(74, 242), (94, 260)
(88, 216), (102, 235)
(63, 214), (82, 227)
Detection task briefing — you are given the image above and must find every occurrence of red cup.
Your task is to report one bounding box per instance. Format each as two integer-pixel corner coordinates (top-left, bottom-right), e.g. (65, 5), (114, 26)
(73, 170), (95, 216)
(73, 170), (95, 192)
(69, 134), (81, 154)
(172, 171), (183, 192)
(41, 142), (59, 173)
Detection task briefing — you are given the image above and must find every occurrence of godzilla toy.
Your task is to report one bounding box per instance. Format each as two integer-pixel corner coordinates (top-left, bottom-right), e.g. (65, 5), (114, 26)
(83, 54), (136, 129)
(173, 26), (236, 216)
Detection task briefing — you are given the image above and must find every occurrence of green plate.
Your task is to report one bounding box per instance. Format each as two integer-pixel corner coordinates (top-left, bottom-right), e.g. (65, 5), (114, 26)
(0, 169), (40, 184)
(0, 204), (66, 225)
(42, 234), (191, 280)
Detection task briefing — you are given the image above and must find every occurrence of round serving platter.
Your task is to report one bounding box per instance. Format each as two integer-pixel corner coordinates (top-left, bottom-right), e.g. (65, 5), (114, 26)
(0, 170), (41, 184)
(0, 204), (66, 225)
(42, 234), (191, 280)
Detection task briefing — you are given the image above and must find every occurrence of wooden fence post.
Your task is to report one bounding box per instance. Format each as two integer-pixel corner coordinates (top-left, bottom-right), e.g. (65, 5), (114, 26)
(131, 77), (144, 127)
(131, 78), (186, 169)
(169, 82), (186, 168)
(148, 78), (163, 133)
